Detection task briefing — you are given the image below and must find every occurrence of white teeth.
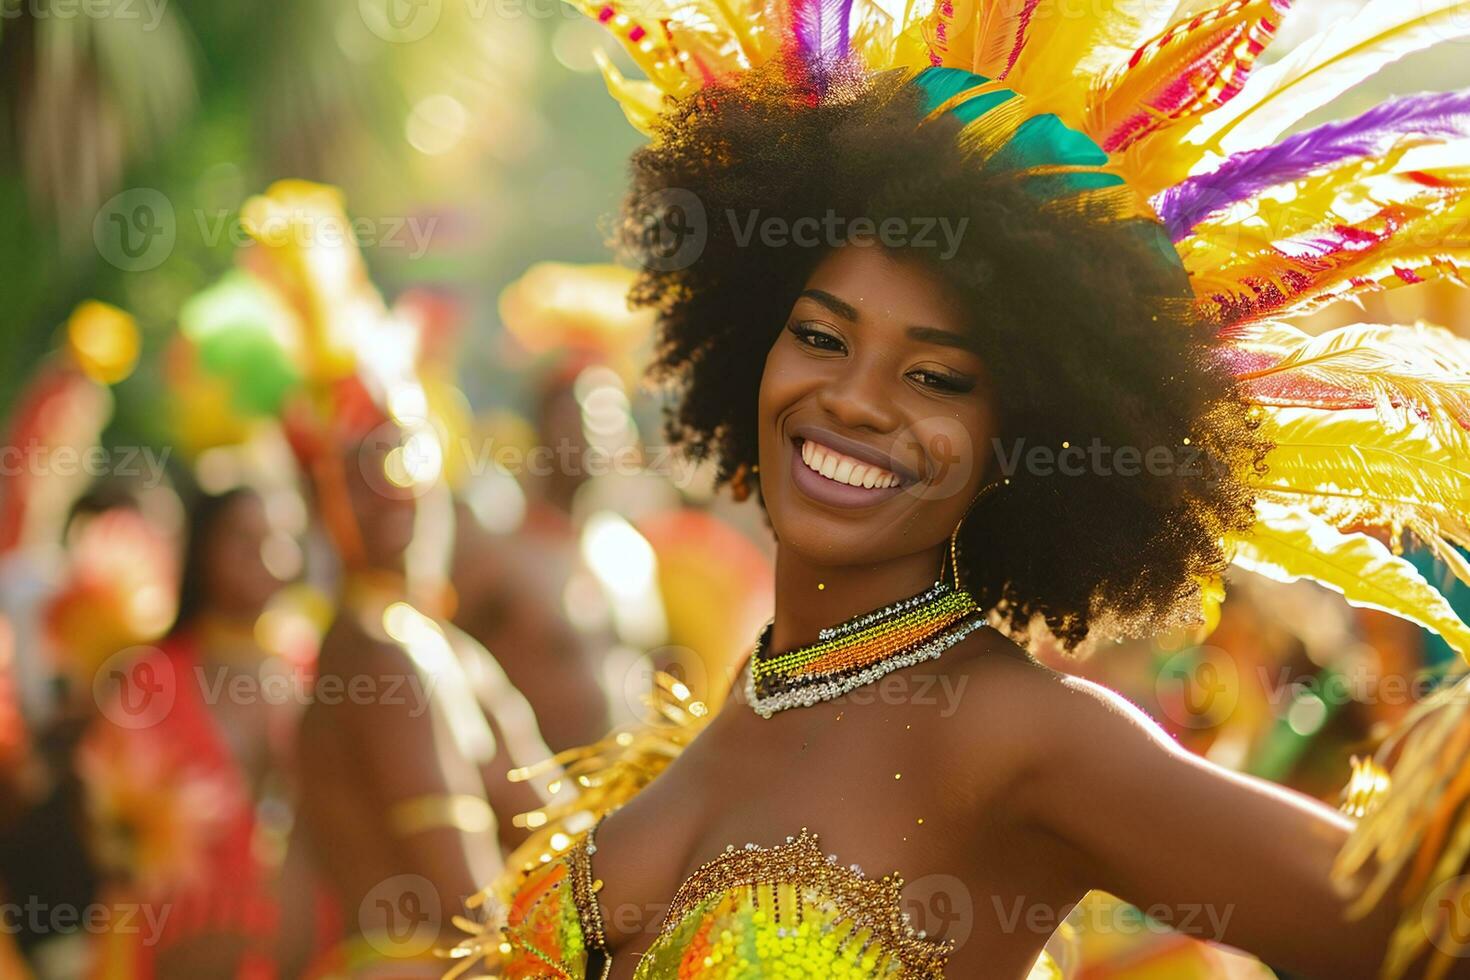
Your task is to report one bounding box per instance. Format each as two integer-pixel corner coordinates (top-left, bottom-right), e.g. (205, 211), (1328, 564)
(798, 439), (899, 489)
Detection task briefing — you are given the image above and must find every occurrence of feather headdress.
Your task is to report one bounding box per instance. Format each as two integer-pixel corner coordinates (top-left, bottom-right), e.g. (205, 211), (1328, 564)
(538, 0), (1470, 974)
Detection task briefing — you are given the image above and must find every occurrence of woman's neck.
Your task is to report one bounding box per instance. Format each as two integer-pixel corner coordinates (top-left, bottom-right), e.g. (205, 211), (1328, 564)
(769, 544), (946, 652)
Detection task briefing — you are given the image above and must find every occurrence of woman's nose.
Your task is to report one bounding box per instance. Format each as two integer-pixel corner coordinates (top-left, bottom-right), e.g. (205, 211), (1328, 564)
(814, 363), (900, 433)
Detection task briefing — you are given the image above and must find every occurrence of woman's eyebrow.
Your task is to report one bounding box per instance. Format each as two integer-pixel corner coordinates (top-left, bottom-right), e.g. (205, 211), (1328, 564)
(907, 325), (979, 353)
(799, 290), (977, 353)
(799, 288), (859, 321)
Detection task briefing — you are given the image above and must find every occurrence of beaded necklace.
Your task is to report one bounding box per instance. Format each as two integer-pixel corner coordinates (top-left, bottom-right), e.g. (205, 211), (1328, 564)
(745, 580), (988, 718)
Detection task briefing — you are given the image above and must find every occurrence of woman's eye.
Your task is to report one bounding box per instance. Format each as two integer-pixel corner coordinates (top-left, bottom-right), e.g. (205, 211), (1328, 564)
(789, 323), (846, 352)
(911, 369), (976, 394)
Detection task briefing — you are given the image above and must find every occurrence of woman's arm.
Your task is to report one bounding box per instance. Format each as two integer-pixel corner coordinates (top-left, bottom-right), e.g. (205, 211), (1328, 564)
(1015, 671), (1445, 979)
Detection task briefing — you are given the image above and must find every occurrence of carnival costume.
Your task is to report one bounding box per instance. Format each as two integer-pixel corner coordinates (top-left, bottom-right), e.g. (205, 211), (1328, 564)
(156, 179), (539, 978)
(84, 631), (297, 980)
(446, 0), (1470, 977)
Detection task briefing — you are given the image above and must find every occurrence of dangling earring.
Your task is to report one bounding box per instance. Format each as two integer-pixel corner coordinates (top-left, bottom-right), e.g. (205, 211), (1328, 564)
(730, 462), (759, 502)
(941, 477), (1008, 589)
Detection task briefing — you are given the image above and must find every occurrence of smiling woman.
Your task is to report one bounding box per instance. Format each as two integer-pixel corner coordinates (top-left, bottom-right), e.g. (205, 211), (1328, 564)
(626, 62), (1268, 653)
(442, 2), (1470, 979)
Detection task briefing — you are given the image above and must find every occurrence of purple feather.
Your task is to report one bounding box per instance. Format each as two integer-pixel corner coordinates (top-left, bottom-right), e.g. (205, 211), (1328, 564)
(792, 0), (855, 67)
(1154, 89), (1470, 242)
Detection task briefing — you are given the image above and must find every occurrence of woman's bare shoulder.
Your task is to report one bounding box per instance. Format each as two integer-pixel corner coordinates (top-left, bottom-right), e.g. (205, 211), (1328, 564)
(951, 626), (1157, 725)
(937, 627), (1167, 794)
(943, 627), (1068, 722)
(922, 631), (1055, 791)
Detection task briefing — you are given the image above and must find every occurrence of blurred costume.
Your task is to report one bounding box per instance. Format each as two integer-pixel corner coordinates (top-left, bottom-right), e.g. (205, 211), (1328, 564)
(0, 303), (137, 729)
(441, 1), (1470, 977)
(200, 181), (551, 976)
(0, 304), (172, 978)
(84, 631), (295, 979)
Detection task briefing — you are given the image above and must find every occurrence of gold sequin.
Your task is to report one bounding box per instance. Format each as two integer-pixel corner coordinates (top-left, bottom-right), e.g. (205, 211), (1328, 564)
(658, 828), (951, 978)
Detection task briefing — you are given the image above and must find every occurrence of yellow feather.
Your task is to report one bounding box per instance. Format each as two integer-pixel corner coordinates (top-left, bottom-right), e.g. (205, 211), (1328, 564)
(445, 671), (716, 975)
(1251, 407), (1470, 529)
(1002, 0), (1183, 126)
(1084, 0), (1288, 155)
(953, 91), (1032, 160)
(890, 0), (953, 71)
(969, 0), (1036, 78)
(595, 52), (670, 138)
(1334, 672), (1470, 979)
(930, 0), (979, 71)
(1231, 499), (1470, 656)
(1182, 162), (1470, 269)
(704, 0), (783, 64)
(566, 0), (782, 113)
(1037, 183), (1154, 223)
(850, 0), (902, 69)
(923, 78), (1013, 122)
(1232, 320), (1470, 454)
(1185, 180), (1470, 322)
(1183, 0), (1470, 163)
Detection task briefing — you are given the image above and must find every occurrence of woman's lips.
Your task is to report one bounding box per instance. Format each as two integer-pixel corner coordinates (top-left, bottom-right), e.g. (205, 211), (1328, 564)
(788, 437), (908, 509)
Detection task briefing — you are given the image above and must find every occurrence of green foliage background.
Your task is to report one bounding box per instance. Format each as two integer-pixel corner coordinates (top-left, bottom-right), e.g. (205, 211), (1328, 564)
(0, 0), (641, 450)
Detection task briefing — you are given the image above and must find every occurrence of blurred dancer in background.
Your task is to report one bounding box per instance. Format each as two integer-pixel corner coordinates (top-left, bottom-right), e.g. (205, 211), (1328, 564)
(83, 485), (307, 979)
(295, 423), (548, 979)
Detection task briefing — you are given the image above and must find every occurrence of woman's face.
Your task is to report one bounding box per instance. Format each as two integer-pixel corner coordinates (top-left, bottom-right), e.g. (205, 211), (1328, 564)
(757, 245), (997, 570)
(203, 494), (288, 617)
(346, 431), (420, 568)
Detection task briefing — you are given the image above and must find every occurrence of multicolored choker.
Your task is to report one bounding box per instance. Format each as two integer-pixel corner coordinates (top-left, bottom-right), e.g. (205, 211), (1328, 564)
(745, 581), (988, 718)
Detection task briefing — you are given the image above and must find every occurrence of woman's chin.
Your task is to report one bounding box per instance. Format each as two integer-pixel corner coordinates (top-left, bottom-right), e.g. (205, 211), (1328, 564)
(766, 504), (893, 566)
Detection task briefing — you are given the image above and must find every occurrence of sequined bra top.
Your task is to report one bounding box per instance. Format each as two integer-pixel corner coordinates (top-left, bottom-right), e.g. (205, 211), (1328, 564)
(489, 819), (954, 979)
(456, 808), (1066, 979)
